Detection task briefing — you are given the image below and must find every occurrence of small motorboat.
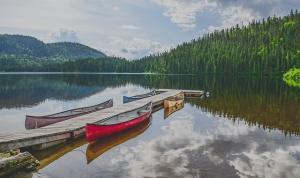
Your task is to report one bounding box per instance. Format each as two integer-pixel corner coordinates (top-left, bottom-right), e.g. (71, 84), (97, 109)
(86, 118), (151, 164)
(164, 101), (184, 119)
(86, 102), (152, 142)
(164, 92), (184, 108)
(123, 90), (156, 103)
(25, 99), (113, 129)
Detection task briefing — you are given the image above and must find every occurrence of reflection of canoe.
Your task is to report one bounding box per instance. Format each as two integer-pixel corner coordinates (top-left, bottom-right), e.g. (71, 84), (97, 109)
(164, 95), (184, 108)
(164, 101), (184, 119)
(86, 102), (152, 142)
(164, 99), (184, 108)
(25, 99), (113, 129)
(123, 90), (156, 103)
(32, 137), (87, 170)
(164, 91), (184, 108)
(86, 118), (151, 164)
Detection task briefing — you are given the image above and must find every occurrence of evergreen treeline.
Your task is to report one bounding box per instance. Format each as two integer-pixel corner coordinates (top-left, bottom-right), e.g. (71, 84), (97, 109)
(0, 57), (127, 72)
(134, 10), (300, 74)
(0, 11), (300, 73)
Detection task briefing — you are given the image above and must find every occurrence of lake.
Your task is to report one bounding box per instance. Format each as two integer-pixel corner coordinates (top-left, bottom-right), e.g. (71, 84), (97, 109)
(1, 73), (300, 178)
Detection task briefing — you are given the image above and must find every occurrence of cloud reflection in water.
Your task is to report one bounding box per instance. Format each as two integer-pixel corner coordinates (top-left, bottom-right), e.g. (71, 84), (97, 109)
(110, 108), (300, 178)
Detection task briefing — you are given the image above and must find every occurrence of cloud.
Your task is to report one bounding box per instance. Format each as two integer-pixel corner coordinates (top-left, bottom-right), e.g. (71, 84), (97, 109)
(205, 6), (261, 33)
(121, 25), (141, 30)
(154, 0), (297, 32)
(203, 0), (278, 33)
(103, 36), (172, 59)
(112, 6), (120, 11)
(214, 0), (281, 17)
(153, 0), (217, 31)
(49, 29), (80, 43)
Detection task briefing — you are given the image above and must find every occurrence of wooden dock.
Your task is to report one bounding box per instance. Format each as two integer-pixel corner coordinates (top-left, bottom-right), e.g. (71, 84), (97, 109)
(0, 89), (204, 152)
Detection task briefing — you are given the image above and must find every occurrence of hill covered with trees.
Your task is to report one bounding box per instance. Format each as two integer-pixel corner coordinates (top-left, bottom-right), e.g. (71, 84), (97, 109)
(132, 10), (300, 74)
(0, 11), (300, 74)
(0, 34), (106, 60)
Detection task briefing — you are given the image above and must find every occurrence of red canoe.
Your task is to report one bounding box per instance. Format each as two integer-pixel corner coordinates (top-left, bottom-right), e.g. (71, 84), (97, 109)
(25, 99), (113, 129)
(86, 102), (152, 142)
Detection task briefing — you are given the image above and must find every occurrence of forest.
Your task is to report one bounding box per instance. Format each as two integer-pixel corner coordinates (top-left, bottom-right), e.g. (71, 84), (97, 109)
(135, 10), (300, 74)
(0, 34), (106, 61)
(0, 11), (299, 74)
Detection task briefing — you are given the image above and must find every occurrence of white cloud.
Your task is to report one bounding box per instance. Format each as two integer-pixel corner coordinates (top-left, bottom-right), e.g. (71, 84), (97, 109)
(205, 6), (261, 33)
(49, 29), (80, 43)
(153, 0), (287, 32)
(121, 25), (141, 30)
(112, 6), (120, 11)
(103, 36), (172, 59)
(153, 0), (217, 31)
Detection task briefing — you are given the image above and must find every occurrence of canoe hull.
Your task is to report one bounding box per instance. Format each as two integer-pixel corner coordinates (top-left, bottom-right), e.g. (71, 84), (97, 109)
(25, 99), (113, 129)
(86, 118), (151, 164)
(86, 106), (151, 142)
(123, 96), (137, 103)
(123, 91), (156, 103)
(25, 116), (74, 130)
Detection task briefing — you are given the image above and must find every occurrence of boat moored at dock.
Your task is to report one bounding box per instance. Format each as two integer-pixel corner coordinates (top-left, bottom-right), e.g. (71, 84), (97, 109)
(25, 99), (113, 129)
(86, 102), (152, 142)
(123, 90), (156, 103)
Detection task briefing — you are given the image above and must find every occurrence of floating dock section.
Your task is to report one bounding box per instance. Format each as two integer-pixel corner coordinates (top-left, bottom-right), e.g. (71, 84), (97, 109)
(0, 89), (204, 152)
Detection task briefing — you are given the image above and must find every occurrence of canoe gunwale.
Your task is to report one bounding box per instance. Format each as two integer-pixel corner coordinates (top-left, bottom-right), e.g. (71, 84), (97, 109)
(90, 102), (152, 126)
(123, 90), (156, 103)
(26, 99), (113, 119)
(86, 110), (151, 127)
(129, 90), (156, 99)
(25, 99), (113, 129)
(85, 102), (152, 142)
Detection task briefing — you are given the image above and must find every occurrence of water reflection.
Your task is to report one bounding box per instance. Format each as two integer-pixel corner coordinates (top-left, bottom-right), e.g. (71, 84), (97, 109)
(32, 137), (87, 170)
(164, 101), (184, 119)
(31, 104), (300, 178)
(0, 73), (299, 134)
(101, 105), (300, 178)
(86, 118), (151, 164)
(0, 74), (107, 109)
(0, 73), (300, 178)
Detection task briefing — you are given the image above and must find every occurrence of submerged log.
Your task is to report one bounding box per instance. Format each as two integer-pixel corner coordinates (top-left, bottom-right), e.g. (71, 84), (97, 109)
(0, 151), (39, 176)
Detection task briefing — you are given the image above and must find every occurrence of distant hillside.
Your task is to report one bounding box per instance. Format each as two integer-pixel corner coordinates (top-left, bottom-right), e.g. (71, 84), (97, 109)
(0, 34), (106, 60)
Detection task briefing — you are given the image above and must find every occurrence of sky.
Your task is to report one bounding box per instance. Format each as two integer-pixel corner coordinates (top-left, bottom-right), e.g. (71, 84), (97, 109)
(0, 0), (299, 59)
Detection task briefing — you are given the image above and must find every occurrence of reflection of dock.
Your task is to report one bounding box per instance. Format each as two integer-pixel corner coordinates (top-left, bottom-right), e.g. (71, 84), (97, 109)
(86, 118), (151, 164)
(0, 89), (203, 152)
(32, 137), (87, 169)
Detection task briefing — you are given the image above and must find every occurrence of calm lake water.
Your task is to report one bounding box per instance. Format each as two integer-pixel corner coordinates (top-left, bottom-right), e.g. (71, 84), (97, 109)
(1, 73), (300, 178)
